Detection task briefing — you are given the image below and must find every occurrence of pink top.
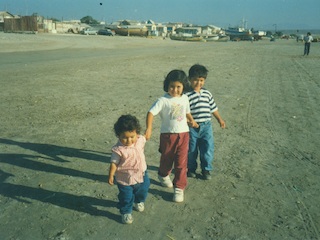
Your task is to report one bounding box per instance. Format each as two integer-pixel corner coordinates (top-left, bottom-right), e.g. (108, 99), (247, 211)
(111, 135), (147, 186)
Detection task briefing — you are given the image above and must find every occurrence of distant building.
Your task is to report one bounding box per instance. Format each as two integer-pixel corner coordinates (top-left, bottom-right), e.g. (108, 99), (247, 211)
(3, 15), (37, 33)
(1, 10), (228, 38)
(206, 25), (222, 34)
(55, 21), (82, 33)
(0, 11), (15, 22)
(166, 22), (183, 34)
(145, 19), (168, 37)
(0, 11), (16, 31)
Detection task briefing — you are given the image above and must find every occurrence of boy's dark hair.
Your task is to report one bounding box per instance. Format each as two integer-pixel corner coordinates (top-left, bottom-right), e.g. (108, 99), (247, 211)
(188, 64), (209, 79)
(114, 114), (141, 137)
(163, 70), (188, 92)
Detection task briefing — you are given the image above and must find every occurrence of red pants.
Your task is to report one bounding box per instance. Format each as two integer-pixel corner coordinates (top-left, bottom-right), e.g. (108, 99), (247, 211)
(158, 132), (189, 189)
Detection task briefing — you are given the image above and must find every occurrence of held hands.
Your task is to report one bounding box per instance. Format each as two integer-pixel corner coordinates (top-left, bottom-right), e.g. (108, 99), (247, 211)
(145, 128), (152, 140)
(186, 113), (199, 128)
(189, 120), (199, 128)
(187, 119), (199, 128)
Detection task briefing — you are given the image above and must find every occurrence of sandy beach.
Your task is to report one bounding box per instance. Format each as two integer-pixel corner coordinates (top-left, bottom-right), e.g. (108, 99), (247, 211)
(1, 32), (320, 240)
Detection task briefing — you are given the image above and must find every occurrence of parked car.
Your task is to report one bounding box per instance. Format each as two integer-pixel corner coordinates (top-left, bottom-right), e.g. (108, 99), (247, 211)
(97, 29), (115, 36)
(80, 28), (98, 35)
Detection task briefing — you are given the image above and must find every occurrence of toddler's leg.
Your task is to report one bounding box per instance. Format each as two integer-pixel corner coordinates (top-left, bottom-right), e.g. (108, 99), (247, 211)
(117, 184), (134, 215)
(134, 171), (150, 203)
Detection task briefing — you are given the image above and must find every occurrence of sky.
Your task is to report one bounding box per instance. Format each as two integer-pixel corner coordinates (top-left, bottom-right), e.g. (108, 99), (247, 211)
(1, 0), (320, 30)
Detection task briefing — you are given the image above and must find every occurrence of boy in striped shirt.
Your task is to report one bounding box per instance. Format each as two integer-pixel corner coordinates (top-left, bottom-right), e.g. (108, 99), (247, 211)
(185, 64), (226, 180)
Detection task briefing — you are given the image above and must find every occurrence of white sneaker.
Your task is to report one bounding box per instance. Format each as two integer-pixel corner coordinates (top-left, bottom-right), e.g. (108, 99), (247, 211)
(122, 213), (133, 224)
(135, 202), (145, 212)
(158, 175), (173, 188)
(173, 188), (184, 203)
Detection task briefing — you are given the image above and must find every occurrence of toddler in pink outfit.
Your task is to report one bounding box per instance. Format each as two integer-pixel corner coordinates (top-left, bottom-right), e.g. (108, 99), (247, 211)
(108, 115), (150, 224)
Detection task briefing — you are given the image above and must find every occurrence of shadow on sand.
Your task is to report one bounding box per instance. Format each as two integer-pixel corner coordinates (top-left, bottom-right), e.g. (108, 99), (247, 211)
(0, 138), (173, 222)
(0, 138), (121, 223)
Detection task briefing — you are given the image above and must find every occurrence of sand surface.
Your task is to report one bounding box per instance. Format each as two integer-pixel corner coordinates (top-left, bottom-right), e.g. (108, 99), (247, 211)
(1, 32), (320, 240)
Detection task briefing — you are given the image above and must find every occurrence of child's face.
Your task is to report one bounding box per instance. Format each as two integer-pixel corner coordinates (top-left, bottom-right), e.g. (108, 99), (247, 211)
(119, 130), (138, 146)
(168, 81), (183, 97)
(190, 77), (205, 92)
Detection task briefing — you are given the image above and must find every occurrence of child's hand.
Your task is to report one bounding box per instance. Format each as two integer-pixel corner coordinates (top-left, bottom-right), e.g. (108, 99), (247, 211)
(145, 128), (152, 140)
(219, 119), (226, 129)
(108, 176), (114, 185)
(192, 121), (199, 128)
(186, 113), (198, 128)
(212, 111), (226, 129)
(188, 120), (199, 128)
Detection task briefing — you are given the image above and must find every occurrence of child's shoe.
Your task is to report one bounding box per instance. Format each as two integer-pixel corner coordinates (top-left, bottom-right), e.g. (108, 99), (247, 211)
(202, 170), (212, 180)
(158, 175), (173, 188)
(134, 202), (145, 212)
(122, 213), (133, 224)
(187, 170), (197, 178)
(173, 188), (184, 203)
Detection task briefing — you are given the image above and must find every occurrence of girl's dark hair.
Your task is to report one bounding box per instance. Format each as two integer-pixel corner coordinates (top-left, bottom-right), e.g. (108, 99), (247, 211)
(188, 64), (208, 79)
(114, 114), (141, 137)
(163, 70), (188, 92)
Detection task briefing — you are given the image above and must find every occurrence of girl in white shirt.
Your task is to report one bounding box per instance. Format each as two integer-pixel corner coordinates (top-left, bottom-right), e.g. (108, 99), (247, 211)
(145, 70), (198, 202)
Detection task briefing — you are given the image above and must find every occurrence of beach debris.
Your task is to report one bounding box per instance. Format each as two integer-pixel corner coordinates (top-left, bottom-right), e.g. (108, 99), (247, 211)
(53, 229), (68, 240)
(166, 235), (175, 240)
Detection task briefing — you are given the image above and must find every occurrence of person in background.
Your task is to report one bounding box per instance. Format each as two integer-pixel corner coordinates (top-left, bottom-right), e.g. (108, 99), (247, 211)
(304, 32), (313, 56)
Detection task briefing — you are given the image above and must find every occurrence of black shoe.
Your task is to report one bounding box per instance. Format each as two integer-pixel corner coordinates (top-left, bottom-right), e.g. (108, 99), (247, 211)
(202, 170), (211, 180)
(187, 171), (197, 178)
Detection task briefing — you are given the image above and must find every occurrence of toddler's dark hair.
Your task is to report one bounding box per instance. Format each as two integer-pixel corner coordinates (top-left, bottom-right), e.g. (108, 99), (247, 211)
(189, 64), (209, 79)
(114, 114), (141, 137)
(163, 70), (188, 92)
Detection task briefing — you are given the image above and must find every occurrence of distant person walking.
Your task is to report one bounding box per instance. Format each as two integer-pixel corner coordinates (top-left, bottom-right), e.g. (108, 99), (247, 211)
(303, 32), (313, 56)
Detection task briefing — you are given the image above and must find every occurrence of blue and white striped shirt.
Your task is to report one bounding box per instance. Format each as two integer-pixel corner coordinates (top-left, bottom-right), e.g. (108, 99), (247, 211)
(185, 89), (217, 123)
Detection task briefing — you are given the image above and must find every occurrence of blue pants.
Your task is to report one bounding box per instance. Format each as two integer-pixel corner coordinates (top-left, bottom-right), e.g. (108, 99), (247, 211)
(304, 42), (311, 55)
(117, 171), (150, 214)
(188, 121), (214, 172)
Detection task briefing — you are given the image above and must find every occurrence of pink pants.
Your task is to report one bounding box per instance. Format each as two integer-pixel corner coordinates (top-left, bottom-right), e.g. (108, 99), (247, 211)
(158, 132), (189, 190)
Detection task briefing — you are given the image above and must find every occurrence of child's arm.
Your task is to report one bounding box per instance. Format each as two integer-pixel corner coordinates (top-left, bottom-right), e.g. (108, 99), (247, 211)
(212, 110), (226, 128)
(108, 162), (117, 185)
(145, 112), (154, 140)
(186, 113), (199, 128)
